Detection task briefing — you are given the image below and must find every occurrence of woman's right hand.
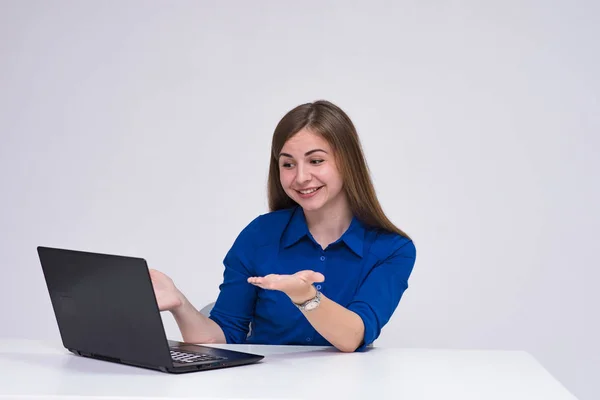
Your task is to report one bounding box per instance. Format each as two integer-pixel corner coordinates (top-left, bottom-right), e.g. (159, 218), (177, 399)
(149, 269), (184, 312)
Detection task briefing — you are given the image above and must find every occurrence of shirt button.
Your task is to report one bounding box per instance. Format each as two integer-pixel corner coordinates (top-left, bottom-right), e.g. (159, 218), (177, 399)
(320, 256), (326, 261)
(306, 337), (312, 342)
(316, 285), (322, 290)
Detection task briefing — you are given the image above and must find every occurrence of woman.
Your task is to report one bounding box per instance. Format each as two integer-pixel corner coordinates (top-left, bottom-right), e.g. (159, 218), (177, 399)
(151, 100), (416, 352)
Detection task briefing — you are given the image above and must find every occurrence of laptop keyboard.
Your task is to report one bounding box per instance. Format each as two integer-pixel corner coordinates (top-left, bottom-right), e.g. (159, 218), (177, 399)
(170, 350), (226, 364)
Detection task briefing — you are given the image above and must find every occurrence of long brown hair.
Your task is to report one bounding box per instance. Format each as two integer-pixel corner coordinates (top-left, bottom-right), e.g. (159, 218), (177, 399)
(267, 100), (410, 239)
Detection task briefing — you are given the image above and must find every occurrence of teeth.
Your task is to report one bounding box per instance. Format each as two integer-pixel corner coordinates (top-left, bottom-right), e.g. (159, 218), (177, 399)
(300, 188), (319, 194)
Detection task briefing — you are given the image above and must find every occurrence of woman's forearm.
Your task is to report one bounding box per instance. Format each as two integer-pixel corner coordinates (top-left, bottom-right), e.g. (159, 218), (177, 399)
(171, 294), (226, 344)
(298, 292), (365, 352)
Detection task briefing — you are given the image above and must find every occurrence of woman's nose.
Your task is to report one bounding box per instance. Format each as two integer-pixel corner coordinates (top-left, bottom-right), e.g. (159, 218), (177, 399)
(295, 165), (311, 184)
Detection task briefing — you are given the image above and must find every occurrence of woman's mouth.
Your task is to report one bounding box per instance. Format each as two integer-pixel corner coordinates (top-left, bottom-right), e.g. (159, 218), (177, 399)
(296, 186), (323, 199)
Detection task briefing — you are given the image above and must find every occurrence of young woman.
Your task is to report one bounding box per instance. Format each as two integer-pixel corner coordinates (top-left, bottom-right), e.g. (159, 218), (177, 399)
(150, 100), (416, 352)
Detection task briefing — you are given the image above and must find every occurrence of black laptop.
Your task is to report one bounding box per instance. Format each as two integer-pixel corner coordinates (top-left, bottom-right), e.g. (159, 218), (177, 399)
(37, 246), (263, 373)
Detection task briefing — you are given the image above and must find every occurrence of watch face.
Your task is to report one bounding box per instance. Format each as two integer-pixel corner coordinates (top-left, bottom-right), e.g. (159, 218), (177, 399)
(305, 301), (318, 311)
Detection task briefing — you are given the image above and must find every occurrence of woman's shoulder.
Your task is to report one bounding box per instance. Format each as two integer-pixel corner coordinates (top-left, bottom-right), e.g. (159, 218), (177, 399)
(244, 207), (295, 229)
(368, 228), (416, 260)
(236, 207), (297, 245)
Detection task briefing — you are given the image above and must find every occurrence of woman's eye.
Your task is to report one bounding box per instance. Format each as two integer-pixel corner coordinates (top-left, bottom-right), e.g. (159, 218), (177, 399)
(311, 159), (324, 165)
(281, 162), (294, 168)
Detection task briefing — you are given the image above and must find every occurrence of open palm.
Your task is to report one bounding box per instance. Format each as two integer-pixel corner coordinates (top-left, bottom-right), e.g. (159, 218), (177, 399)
(247, 270), (325, 303)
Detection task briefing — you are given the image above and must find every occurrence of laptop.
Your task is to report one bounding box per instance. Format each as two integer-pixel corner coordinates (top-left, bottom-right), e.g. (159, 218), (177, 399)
(37, 246), (264, 373)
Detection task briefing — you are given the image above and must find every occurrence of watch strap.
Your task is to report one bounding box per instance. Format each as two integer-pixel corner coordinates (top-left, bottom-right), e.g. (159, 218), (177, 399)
(294, 289), (321, 311)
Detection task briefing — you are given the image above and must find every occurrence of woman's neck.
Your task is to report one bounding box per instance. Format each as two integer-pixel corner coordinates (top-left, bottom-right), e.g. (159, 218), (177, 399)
(303, 197), (353, 249)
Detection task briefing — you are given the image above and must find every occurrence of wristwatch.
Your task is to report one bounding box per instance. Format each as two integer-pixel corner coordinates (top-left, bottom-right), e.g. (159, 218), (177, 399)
(294, 289), (322, 312)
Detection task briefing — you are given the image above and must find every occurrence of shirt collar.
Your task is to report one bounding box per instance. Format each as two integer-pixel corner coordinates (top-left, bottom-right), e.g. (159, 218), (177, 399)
(282, 207), (366, 258)
(340, 217), (366, 258)
(282, 207), (310, 248)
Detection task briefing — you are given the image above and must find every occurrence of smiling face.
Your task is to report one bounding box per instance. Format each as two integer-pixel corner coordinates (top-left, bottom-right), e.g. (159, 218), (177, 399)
(278, 128), (346, 213)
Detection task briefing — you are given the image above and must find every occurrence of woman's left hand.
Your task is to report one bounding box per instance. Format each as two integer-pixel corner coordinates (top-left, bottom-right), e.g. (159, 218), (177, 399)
(248, 270), (325, 304)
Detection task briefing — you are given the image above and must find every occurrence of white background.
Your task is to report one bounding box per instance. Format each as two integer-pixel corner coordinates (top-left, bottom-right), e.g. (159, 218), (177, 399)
(1, 1), (598, 399)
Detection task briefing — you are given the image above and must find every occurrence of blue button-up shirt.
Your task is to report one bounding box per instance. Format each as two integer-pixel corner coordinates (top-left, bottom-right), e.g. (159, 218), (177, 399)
(209, 206), (416, 351)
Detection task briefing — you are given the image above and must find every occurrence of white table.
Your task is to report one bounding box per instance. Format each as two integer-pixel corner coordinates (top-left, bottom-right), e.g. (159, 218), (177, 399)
(0, 339), (576, 400)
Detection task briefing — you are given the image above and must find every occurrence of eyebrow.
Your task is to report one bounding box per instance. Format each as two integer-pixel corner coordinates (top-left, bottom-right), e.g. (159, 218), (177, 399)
(278, 149), (328, 158)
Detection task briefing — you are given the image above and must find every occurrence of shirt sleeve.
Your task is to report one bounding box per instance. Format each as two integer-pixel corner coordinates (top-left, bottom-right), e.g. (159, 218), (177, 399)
(208, 218), (260, 344)
(346, 237), (416, 351)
